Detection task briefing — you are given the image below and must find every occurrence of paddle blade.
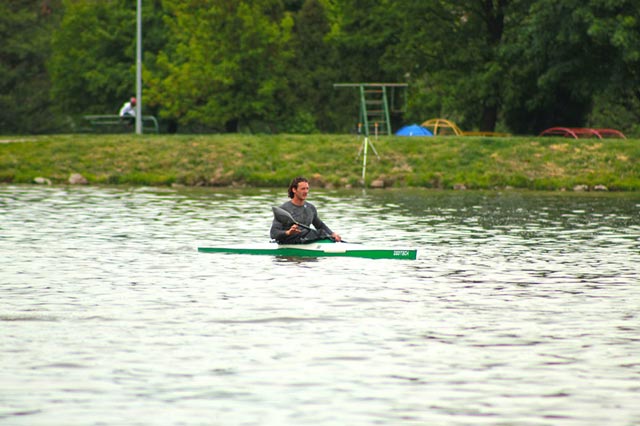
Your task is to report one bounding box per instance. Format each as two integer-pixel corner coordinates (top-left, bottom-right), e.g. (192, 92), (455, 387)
(272, 206), (311, 229)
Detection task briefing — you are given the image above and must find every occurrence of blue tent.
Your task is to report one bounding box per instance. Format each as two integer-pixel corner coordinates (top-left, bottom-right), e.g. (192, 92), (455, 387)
(395, 124), (433, 136)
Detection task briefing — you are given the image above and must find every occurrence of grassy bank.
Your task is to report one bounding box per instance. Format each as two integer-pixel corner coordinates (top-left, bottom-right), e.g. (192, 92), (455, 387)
(1, 134), (639, 190)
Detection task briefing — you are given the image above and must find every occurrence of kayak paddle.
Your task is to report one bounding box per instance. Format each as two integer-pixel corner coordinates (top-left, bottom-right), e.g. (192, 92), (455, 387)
(272, 206), (312, 230)
(272, 205), (347, 243)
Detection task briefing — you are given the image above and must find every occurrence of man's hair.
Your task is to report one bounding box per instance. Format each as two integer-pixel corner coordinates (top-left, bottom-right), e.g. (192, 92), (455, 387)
(288, 176), (308, 198)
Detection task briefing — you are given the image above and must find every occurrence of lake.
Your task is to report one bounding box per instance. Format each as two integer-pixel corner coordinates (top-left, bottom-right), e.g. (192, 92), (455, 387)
(1, 185), (639, 426)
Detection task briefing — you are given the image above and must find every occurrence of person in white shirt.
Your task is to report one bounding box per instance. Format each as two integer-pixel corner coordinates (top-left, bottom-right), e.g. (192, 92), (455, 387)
(119, 97), (136, 125)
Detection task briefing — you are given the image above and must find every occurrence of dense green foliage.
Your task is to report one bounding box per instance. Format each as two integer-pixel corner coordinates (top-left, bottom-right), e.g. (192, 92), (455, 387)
(1, 0), (639, 136)
(2, 134), (639, 190)
(49, 1), (136, 114)
(0, 0), (62, 133)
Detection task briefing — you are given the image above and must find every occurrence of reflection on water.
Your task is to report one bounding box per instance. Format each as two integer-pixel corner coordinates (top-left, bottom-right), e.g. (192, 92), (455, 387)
(1, 185), (639, 426)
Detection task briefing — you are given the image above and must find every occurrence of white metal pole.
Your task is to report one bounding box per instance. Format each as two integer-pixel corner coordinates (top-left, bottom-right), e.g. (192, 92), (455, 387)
(135, 0), (142, 134)
(362, 136), (368, 184)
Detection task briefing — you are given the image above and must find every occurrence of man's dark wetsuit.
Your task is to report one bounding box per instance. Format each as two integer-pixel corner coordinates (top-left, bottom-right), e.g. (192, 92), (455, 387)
(270, 201), (334, 244)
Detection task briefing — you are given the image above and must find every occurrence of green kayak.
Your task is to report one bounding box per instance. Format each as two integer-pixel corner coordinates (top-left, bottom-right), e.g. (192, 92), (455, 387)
(198, 240), (418, 260)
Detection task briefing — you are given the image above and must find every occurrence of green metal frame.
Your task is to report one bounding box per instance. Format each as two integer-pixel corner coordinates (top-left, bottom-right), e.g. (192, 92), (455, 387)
(335, 83), (407, 137)
(81, 115), (159, 134)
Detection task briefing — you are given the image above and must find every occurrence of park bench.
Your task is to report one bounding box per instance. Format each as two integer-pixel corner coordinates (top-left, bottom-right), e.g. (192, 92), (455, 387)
(80, 115), (159, 134)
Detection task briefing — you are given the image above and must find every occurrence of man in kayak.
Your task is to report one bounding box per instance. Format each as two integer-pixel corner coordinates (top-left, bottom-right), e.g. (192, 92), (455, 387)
(270, 176), (342, 244)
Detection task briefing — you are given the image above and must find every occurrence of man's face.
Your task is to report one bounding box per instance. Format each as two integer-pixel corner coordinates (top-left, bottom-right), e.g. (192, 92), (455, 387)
(293, 181), (309, 202)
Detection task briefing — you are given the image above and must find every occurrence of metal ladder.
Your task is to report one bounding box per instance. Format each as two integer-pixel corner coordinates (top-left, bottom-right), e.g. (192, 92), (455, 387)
(334, 83), (407, 137)
(359, 85), (391, 137)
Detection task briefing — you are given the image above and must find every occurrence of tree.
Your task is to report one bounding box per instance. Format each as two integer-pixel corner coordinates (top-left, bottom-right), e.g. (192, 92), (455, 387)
(583, 0), (640, 135)
(327, 0), (530, 132)
(49, 0), (137, 117)
(7, 0), (638, 136)
(0, 0), (63, 133)
(49, 0), (167, 122)
(379, 0), (529, 132)
(146, 0), (294, 132)
(284, 0), (342, 133)
(500, 0), (640, 134)
(501, 0), (605, 133)
(328, 0), (398, 83)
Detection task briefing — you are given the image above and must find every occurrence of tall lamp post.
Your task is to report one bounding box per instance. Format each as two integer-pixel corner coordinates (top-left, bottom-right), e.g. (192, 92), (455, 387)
(135, 0), (142, 134)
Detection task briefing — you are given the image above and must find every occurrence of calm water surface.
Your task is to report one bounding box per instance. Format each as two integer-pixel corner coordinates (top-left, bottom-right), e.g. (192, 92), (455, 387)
(1, 185), (639, 426)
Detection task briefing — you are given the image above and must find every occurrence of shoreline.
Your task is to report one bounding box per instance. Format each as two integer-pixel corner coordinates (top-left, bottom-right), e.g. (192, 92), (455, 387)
(1, 133), (638, 191)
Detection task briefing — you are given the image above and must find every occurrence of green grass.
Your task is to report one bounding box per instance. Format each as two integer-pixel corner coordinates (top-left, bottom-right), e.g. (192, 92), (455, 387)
(1, 133), (639, 190)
